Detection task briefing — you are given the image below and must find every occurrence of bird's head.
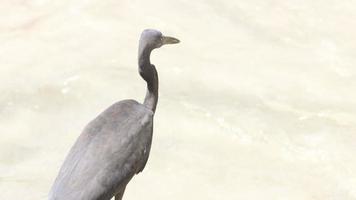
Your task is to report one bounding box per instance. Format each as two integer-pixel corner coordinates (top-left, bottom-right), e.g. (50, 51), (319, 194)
(139, 29), (180, 51)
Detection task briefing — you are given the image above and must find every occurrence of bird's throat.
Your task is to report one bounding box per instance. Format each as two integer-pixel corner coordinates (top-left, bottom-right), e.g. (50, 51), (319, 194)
(138, 47), (159, 113)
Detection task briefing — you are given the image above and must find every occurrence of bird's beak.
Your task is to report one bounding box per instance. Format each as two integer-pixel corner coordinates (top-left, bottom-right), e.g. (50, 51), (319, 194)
(162, 36), (180, 45)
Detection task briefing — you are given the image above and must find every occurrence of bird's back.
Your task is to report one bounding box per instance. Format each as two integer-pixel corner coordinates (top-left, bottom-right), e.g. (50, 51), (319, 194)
(49, 100), (154, 200)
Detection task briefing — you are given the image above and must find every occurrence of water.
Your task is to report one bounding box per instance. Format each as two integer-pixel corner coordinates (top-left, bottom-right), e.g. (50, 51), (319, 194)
(1, 0), (356, 199)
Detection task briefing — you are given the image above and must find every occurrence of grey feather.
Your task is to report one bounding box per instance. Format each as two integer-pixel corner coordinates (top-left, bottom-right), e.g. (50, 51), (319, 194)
(48, 29), (179, 200)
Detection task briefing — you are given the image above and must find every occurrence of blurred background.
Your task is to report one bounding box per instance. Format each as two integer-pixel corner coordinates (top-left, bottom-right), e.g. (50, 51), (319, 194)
(1, 0), (356, 199)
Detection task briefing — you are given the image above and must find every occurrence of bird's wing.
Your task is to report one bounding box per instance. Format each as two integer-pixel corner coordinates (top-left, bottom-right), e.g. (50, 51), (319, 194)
(49, 100), (153, 200)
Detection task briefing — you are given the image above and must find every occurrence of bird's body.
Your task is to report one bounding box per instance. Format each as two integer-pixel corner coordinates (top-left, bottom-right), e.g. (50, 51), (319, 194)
(49, 100), (153, 200)
(49, 29), (179, 200)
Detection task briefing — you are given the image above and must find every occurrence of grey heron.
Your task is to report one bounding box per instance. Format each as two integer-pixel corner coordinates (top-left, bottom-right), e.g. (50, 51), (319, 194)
(48, 29), (179, 200)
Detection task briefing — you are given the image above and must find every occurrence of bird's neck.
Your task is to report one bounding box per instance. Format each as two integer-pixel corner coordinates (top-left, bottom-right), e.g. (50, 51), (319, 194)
(138, 47), (158, 113)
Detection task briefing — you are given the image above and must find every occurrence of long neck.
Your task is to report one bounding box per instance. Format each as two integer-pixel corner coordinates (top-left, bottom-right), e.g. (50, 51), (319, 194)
(138, 46), (158, 113)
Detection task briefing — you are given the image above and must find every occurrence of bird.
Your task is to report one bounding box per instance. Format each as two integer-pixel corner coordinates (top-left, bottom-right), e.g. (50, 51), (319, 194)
(48, 29), (180, 200)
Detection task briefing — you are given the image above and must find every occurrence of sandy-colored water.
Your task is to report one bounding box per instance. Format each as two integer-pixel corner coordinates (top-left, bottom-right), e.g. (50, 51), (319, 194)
(1, 0), (356, 199)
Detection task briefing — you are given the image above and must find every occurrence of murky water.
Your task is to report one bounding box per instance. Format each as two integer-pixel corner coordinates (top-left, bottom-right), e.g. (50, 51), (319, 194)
(1, 0), (356, 199)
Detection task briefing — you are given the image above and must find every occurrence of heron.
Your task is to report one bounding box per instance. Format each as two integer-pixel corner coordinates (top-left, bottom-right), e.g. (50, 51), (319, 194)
(48, 29), (179, 200)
